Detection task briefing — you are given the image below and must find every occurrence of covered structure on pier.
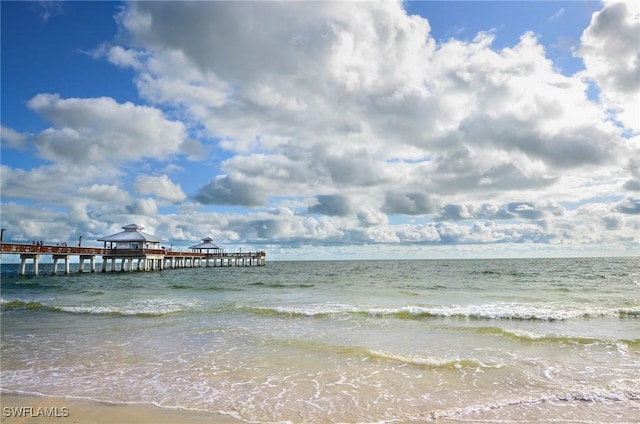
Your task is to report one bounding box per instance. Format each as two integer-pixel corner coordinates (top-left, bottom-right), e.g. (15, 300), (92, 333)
(97, 224), (164, 250)
(97, 224), (165, 272)
(189, 237), (223, 254)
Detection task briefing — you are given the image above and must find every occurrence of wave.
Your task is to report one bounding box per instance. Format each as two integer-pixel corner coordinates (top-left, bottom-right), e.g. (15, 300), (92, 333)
(366, 304), (640, 321)
(473, 326), (602, 345)
(171, 284), (243, 292)
(360, 349), (502, 370)
(619, 308), (640, 318)
(238, 302), (640, 322)
(253, 337), (501, 371)
(237, 303), (350, 318)
(0, 298), (198, 317)
(429, 382), (640, 421)
(248, 282), (315, 289)
(0, 299), (59, 313)
(0, 281), (43, 289)
(458, 326), (640, 348)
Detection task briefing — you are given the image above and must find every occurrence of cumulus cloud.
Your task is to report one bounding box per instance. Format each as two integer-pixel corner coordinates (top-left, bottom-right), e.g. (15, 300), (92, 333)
(134, 174), (187, 203)
(27, 94), (189, 163)
(100, 0), (635, 253)
(77, 184), (131, 204)
(114, 2), (627, 202)
(357, 209), (388, 227)
(439, 204), (475, 221)
(1, 126), (29, 150)
(507, 202), (545, 220)
(1, 163), (109, 202)
(125, 198), (159, 216)
(616, 197), (640, 215)
(382, 192), (435, 215)
(579, 0), (640, 131)
(308, 195), (351, 216)
(623, 160), (640, 191)
(0, 203), (74, 242)
(435, 202), (563, 222)
(194, 175), (268, 207)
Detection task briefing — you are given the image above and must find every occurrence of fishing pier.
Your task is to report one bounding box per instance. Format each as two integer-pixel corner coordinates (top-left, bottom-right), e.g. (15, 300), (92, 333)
(0, 224), (266, 276)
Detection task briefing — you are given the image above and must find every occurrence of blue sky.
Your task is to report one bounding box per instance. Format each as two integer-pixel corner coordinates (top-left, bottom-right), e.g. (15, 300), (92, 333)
(1, 1), (638, 260)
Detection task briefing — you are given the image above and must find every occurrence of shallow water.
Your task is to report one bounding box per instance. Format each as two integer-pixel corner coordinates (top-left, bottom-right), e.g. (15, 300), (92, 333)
(2, 257), (639, 422)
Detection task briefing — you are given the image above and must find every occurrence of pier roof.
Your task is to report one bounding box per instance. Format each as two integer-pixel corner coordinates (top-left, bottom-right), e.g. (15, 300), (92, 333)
(97, 224), (165, 243)
(189, 237), (221, 250)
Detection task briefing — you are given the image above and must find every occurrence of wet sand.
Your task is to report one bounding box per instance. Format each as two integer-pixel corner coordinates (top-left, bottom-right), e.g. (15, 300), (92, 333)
(0, 394), (243, 424)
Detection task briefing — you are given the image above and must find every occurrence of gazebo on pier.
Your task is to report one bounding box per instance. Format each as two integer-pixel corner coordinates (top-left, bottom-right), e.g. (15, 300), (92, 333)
(97, 224), (165, 271)
(189, 237), (223, 255)
(188, 237), (224, 267)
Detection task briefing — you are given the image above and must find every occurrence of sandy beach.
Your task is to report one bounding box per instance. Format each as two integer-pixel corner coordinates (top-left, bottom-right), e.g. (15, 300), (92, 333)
(0, 394), (243, 424)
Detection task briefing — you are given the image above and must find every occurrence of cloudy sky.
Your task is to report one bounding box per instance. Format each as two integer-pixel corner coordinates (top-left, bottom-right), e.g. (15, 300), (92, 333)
(1, 0), (638, 260)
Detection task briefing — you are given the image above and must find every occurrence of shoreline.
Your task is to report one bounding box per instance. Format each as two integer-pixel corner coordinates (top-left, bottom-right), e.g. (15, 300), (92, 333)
(0, 394), (244, 424)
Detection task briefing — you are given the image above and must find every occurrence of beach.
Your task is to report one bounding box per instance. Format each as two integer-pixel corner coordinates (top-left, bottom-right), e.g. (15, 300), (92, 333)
(2, 257), (639, 423)
(0, 394), (242, 424)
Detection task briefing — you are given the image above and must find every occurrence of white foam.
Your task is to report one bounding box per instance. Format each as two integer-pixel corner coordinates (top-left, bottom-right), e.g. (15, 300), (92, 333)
(60, 298), (200, 316)
(367, 302), (627, 321)
(245, 301), (632, 322)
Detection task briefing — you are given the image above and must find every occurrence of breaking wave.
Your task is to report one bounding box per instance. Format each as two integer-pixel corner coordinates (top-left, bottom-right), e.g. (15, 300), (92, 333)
(238, 302), (640, 322)
(171, 284), (243, 292)
(429, 381), (640, 421)
(360, 349), (502, 370)
(0, 298), (198, 317)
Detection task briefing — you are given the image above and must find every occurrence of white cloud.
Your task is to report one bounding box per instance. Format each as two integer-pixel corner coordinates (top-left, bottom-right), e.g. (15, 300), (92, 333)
(1, 126), (29, 150)
(27, 94), (189, 163)
(1, 163), (111, 202)
(105, 1), (637, 252)
(579, 0), (640, 132)
(195, 175), (268, 207)
(549, 7), (565, 22)
(0, 203), (74, 242)
(308, 195), (351, 217)
(77, 184), (131, 204)
(107, 45), (144, 70)
(134, 174), (187, 203)
(115, 2), (627, 199)
(126, 198), (159, 216)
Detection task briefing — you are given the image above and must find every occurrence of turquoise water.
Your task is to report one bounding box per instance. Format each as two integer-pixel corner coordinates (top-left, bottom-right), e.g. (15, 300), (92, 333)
(1, 257), (639, 422)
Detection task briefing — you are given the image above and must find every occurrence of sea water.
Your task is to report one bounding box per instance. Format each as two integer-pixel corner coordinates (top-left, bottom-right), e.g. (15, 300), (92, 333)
(1, 257), (639, 423)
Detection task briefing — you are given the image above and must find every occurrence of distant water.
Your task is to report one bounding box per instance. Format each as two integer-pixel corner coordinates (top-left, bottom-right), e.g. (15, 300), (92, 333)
(1, 257), (639, 423)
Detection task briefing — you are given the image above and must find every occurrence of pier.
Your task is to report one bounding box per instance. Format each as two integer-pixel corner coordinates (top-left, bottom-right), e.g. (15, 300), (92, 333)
(0, 223), (266, 276)
(0, 243), (266, 275)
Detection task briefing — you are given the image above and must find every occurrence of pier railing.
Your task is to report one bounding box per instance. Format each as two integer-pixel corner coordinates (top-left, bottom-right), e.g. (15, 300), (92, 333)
(0, 243), (107, 255)
(165, 251), (266, 258)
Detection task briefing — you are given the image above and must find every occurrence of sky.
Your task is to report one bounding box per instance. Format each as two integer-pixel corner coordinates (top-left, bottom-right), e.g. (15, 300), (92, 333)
(1, 0), (639, 261)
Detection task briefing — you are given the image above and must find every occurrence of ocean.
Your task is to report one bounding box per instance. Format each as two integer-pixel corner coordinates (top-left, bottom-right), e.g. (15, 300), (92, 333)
(1, 257), (639, 423)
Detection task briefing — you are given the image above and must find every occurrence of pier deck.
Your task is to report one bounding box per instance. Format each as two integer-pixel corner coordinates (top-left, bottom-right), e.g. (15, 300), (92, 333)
(0, 243), (266, 275)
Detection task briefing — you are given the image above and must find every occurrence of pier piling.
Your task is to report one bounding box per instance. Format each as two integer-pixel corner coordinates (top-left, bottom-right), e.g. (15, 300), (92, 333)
(78, 255), (96, 273)
(52, 254), (70, 275)
(19, 254), (39, 276)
